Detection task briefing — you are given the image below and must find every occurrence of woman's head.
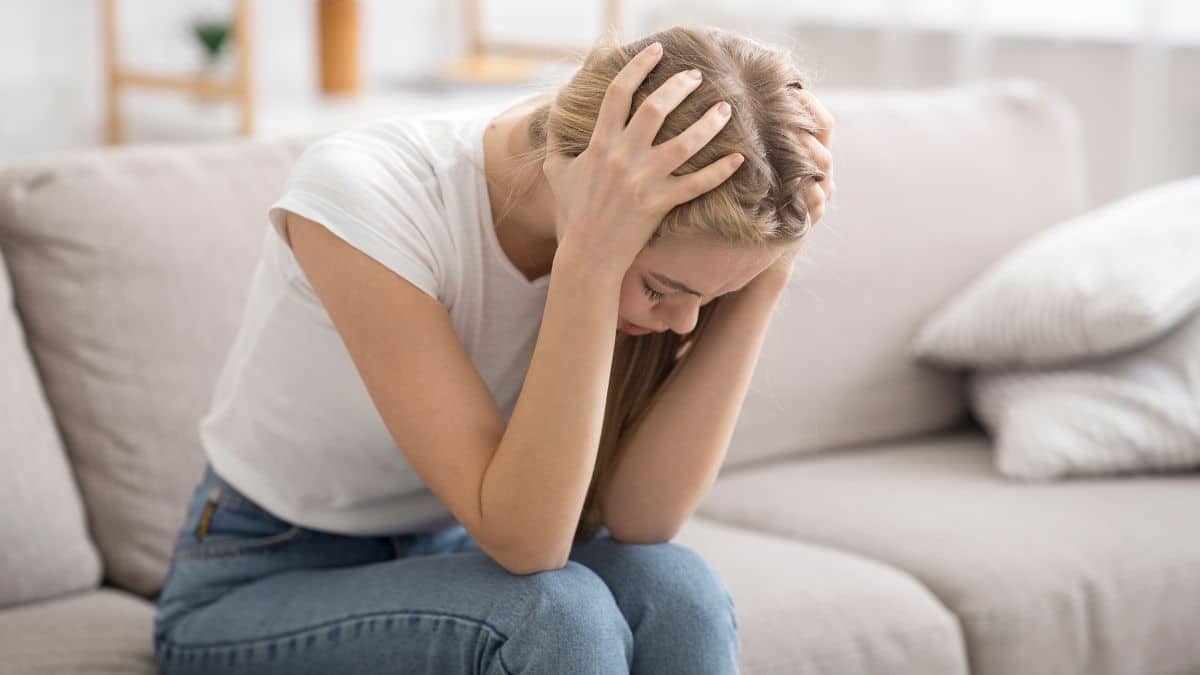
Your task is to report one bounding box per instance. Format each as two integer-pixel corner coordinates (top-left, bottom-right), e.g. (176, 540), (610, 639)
(617, 234), (780, 335)
(538, 25), (823, 247)
(499, 25), (824, 333)
(494, 24), (825, 542)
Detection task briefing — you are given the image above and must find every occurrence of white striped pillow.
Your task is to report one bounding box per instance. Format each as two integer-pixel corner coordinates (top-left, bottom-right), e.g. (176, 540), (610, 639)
(967, 309), (1200, 480)
(913, 175), (1200, 369)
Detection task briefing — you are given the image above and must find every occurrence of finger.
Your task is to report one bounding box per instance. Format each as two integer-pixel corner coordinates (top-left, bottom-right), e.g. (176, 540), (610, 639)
(800, 131), (833, 177)
(794, 89), (835, 148)
(652, 99), (734, 175)
(593, 42), (665, 148)
(819, 177), (835, 205)
(623, 66), (707, 152)
(664, 152), (745, 206)
(797, 130), (833, 205)
(818, 173), (833, 204)
(802, 180), (826, 222)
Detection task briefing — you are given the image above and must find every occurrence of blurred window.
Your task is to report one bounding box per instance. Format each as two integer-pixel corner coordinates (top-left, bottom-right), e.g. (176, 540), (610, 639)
(690, 0), (1199, 44)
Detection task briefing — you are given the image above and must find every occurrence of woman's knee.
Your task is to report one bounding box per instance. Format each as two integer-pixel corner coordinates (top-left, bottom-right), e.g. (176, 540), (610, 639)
(519, 561), (630, 633)
(497, 561), (634, 672)
(597, 540), (738, 628)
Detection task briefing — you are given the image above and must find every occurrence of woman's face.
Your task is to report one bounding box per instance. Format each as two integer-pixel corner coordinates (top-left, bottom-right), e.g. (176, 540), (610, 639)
(616, 235), (782, 336)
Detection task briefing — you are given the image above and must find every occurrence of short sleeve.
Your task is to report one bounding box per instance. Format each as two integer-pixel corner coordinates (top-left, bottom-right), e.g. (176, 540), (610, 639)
(268, 132), (448, 304)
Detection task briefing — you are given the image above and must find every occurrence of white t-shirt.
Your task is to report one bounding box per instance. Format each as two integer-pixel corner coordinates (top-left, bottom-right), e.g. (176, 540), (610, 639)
(198, 96), (553, 537)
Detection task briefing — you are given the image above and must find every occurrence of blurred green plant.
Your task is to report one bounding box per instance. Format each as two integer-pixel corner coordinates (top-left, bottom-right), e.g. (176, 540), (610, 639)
(192, 18), (232, 64)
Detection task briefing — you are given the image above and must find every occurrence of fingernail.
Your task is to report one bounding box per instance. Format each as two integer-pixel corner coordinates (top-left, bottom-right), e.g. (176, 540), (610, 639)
(733, 153), (745, 165)
(718, 101), (731, 116)
(687, 68), (702, 79)
(649, 42), (662, 55)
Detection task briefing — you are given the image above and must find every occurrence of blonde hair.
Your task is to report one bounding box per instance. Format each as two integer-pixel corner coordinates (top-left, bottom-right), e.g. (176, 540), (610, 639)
(493, 24), (824, 543)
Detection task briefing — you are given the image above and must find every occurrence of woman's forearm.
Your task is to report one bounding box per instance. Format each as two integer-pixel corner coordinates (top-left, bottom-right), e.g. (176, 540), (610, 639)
(480, 245), (625, 573)
(601, 274), (789, 542)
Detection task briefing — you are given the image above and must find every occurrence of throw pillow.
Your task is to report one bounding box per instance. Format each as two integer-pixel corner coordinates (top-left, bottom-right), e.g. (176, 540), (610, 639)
(913, 175), (1200, 369)
(967, 308), (1200, 480)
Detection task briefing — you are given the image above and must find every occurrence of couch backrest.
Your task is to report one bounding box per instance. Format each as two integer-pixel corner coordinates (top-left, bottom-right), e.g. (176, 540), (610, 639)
(0, 136), (313, 598)
(0, 250), (102, 609)
(724, 78), (1086, 469)
(0, 78), (1086, 600)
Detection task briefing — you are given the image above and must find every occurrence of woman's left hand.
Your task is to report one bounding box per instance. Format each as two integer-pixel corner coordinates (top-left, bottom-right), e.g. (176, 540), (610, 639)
(794, 85), (836, 226)
(741, 86), (837, 297)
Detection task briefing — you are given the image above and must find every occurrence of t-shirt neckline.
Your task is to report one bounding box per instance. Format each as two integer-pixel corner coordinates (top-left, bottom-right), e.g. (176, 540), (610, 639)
(471, 101), (552, 291)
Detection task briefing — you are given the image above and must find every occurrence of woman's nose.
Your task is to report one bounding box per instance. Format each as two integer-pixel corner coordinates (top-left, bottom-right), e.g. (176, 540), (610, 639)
(661, 299), (700, 335)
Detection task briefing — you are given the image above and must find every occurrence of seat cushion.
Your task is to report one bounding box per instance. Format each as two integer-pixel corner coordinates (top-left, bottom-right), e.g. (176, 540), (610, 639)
(0, 587), (157, 674)
(674, 516), (967, 675)
(697, 429), (1200, 675)
(0, 252), (101, 609)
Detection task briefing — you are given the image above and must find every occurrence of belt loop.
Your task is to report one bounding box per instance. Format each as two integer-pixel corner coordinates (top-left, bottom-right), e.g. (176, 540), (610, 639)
(194, 487), (221, 541)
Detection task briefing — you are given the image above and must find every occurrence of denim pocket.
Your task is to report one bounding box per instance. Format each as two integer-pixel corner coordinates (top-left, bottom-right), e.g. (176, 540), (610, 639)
(173, 479), (307, 561)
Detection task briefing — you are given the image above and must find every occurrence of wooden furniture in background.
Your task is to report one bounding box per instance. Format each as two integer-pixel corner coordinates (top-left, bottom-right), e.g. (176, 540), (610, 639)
(101, 0), (254, 144)
(444, 0), (624, 84)
(318, 0), (361, 94)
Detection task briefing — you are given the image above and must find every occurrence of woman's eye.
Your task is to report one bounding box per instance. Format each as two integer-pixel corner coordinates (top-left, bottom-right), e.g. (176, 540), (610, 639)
(642, 282), (665, 301)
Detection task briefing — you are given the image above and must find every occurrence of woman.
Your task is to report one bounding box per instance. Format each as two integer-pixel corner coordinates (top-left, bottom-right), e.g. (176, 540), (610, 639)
(153, 24), (835, 674)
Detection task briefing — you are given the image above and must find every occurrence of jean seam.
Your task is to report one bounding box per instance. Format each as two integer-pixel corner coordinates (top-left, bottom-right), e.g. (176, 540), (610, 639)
(496, 635), (515, 675)
(158, 608), (513, 658)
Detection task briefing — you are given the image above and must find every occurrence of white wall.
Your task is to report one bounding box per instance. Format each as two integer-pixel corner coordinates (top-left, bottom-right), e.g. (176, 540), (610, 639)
(0, 0), (446, 154)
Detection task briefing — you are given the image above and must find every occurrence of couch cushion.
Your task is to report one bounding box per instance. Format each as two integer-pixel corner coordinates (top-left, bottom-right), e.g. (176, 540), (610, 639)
(698, 429), (1200, 675)
(0, 251), (102, 608)
(0, 137), (313, 599)
(724, 78), (1088, 469)
(674, 516), (967, 675)
(0, 587), (157, 674)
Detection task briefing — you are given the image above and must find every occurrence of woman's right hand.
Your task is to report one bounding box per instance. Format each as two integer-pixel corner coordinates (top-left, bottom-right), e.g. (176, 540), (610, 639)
(542, 41), (745, 275)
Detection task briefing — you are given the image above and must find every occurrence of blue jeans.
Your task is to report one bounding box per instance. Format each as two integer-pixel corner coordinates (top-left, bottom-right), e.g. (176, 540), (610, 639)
(154, 463), (740, 674)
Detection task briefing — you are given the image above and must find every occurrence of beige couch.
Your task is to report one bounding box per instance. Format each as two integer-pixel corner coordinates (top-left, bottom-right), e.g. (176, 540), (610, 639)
(2, 79), (1198, 675)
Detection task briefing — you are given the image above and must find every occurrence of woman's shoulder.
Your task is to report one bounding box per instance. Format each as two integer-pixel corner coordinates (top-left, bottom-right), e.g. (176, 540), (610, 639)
(297, 117), (432, 179)
(299, 95), (536, 171)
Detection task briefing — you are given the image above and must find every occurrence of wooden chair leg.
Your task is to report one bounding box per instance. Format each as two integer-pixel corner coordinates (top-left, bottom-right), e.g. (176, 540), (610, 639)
(235, 0), (254, 135)
(101, 0), (124, 145)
